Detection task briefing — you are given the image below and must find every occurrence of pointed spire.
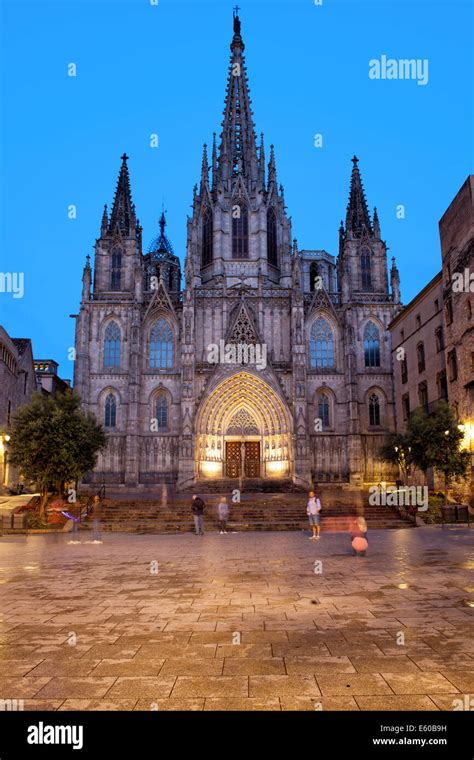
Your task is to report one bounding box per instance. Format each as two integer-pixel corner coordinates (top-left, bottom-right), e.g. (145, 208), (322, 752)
(211, 133), (218, 190)
(200, 143), (209, 186)
(109, 153), (134, 236)
(216, 10), (259, 186)
(82, 255), (92, 301)
(267, 144), (277, 188)
(101, 204), (108, 236)
(258, 132), (265, 184)
(373, 206), (380, 238)
(390, 256), (401, 304)
(345, 155), (372, 238)
(292, 238), (302, 290)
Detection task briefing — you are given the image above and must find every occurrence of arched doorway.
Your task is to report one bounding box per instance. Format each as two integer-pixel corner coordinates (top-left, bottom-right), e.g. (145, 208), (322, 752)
(195, 371), (293, 480)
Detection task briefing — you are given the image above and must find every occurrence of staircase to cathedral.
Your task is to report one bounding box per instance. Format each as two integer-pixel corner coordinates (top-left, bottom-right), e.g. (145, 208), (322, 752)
(81, 487), (413, 534)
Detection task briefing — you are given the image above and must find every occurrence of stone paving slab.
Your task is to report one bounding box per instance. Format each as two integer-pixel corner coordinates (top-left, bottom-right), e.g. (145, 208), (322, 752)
(0, 527), (472, 711)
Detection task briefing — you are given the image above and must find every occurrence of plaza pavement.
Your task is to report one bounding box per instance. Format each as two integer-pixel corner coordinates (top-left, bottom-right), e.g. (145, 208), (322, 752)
(0, 526), (472, 711)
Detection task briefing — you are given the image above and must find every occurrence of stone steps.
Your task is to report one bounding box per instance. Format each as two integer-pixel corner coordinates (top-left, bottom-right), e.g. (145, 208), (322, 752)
(83, 494), (412, 533)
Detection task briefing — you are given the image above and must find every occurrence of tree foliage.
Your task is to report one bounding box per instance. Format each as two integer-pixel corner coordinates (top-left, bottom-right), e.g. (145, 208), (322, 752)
(379, 402), (470, 501)
(8, 389), (106, 502)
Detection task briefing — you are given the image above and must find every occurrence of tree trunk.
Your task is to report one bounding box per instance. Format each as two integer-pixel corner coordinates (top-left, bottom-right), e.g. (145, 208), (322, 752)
(444, 474), (448, 506)
(38, 491), (49, 522)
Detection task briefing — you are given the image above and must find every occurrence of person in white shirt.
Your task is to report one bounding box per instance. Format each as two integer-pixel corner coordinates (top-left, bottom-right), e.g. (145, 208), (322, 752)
(306, 490), (322, 540)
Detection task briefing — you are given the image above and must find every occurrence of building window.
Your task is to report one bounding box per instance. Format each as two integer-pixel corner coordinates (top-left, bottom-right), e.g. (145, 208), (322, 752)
(400, 329), (404, 341)
(201, 207), (213, 267)
(416, 342), (425, 373)
(445, 299), (453, 325)
(309, 262), (319, 292)
(437, 371), (448, 401)
(104, 394), (117, 428)
(111, 247), (122, 291)
(7, 400), (11, 426)
(447, 349), (457, 382)
(267, 208), (278, 267)
(435, 326), (444, 352)
(232, 204), (249, 259)
(317, 393), (330, 428)
(418, 381), (428, 412)
(466, 298), (472, 320)
(434, 298), (439, 312)
(368, 394), (380, 426)
(310, 317), (334, 369)
(363, 321), (380, 367)
(150, 318), (173, 369)
(402, 393), (410, 421)
(361, 249), (372, 290)
(155, 395), (168, 430)
(104, 321), (121, 368)
(415, 314), (421, 329)
(400, 358), (408, 384)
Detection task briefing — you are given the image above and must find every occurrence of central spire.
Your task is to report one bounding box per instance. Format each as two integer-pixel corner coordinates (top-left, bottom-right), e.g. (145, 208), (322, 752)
(216, 10), (259, 187)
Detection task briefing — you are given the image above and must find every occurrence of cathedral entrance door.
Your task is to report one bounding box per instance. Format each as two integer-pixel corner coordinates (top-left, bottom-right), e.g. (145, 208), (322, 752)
(244, 442), (260, 477)
(225, 442), (241, 477)
(225, 441), (260, 478)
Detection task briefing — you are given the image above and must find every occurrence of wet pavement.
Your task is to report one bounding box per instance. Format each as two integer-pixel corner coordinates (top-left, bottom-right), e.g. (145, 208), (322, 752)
(0, 526), (472, 711)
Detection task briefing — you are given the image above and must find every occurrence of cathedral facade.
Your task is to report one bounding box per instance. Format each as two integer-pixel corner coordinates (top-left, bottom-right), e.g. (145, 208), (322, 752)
(73, 13), (402, 491)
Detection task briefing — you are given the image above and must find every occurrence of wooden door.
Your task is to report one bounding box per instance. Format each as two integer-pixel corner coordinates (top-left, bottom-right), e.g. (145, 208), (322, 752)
(225, 442), (241, 477)
(244, 442), (260, 477)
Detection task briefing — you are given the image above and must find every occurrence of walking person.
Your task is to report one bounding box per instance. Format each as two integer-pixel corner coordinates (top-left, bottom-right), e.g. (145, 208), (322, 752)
(91, 495), (103, 544)
(217, 496), (229, 534)
(191, 494), (205, 535)
(307, 490), (322, 540)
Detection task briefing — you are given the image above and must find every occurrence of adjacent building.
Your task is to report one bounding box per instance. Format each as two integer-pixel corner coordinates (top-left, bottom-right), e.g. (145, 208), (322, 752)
(389, 176), (473, 494)
(0, 326), (37, 491)
(73, 13), (402, 491)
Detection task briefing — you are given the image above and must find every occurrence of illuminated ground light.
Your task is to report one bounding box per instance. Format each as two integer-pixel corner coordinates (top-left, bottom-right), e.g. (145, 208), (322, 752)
(266, 460), (289, 475)
(200, 461), (222, 477)
(397, 583), (410, 589)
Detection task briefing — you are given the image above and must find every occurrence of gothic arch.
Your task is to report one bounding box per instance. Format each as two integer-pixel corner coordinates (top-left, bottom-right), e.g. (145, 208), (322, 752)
(195, 371), (293, 479)
(98, 386), (122, 430)
(308, 313), (339, 369)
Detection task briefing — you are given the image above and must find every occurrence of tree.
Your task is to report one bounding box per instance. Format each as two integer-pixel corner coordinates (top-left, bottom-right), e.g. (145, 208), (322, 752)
(8, 390), (106, 519)
(425, 402), (470, 505)
(379, 433), (413, 483)
(384, 403), (470, 505)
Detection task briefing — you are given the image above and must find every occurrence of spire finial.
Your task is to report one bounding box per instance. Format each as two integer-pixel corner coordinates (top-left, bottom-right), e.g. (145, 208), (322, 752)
(345, 155), (372, 238)
(109, 155), (134, 235)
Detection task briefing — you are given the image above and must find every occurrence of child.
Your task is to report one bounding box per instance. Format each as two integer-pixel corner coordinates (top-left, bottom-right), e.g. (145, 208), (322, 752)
(307, 490), (322, 540)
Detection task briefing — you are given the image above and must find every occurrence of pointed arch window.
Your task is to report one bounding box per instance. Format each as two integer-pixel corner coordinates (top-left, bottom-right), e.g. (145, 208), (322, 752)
(104, 394), (117, 428)
(155, 394), (168, 430)
(318, 392), (330, 428)
(267, 208), (278, 267)
(111, 247), (122, 291)
(369, 393), (381, 426)
(232, 203), (249, 259)
(364, 321), (380, 367)
(202, 207), (213, 267)
(310, 317), (335, 369)
(150, 318), (173, 369)
(104, 321), (121, 368)
(361, 248), (372, 291)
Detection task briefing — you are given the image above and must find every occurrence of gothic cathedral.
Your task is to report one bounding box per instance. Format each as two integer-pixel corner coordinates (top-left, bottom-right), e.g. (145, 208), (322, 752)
(73, 12), (402, 492)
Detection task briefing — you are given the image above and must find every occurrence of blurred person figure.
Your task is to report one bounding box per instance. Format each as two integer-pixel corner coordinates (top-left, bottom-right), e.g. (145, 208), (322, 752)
(191, 494), (205, 535)
(217, 496), (229, 534)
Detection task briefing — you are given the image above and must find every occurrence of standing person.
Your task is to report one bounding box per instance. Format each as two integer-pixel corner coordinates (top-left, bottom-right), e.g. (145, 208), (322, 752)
(92, 495), (103, 544)
(307, 490), (322, 540)
(191, 494), (205, 535)
(217, 496), (229, 534)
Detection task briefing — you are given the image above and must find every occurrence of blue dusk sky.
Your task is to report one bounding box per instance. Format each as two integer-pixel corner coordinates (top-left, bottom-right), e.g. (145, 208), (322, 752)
(0, 0), (472, 379)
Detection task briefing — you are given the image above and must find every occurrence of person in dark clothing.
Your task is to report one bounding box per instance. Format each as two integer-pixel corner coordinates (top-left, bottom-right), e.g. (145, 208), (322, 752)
(191, 494), (205, 535)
